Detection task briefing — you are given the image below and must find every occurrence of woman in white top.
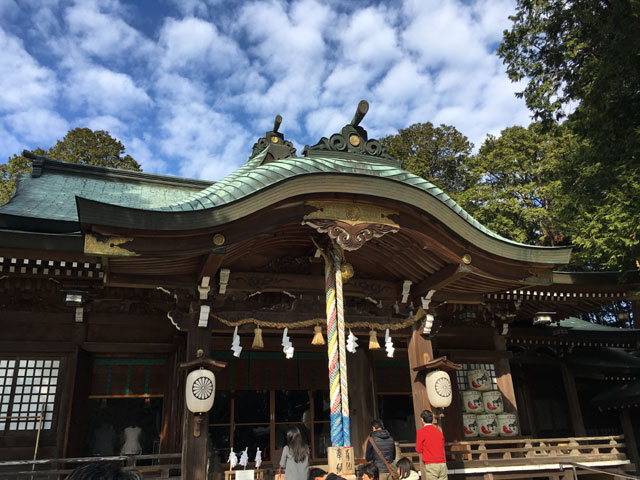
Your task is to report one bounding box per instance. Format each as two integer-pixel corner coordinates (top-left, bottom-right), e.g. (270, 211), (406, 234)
(279, 426), (309, 480)
(397, 457), (420, 480)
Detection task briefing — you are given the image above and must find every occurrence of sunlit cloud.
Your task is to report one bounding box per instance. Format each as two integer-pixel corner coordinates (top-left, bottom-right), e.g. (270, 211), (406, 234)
(0, 0), (531, 181)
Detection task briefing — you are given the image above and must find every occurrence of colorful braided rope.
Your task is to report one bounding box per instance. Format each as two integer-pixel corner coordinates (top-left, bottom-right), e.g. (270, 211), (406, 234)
(325, 255), (343, 447)
(333, 250), (350, 447)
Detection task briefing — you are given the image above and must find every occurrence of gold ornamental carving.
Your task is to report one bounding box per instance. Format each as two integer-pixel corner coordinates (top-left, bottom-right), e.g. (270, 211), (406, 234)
(303, 201), (399, 227)
(302, 201), (399, 251)
(84, 233), (137, 256)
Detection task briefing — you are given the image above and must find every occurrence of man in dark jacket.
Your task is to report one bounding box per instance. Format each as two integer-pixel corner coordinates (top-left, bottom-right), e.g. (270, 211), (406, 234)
(365, 419), (396, 480)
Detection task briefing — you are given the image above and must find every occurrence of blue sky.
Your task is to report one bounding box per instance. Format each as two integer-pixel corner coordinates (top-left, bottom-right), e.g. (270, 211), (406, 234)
(0, 0), (531, 180)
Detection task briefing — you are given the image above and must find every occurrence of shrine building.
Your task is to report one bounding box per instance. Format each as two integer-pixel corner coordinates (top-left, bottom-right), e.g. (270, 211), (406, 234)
(0, 102), (639, 479)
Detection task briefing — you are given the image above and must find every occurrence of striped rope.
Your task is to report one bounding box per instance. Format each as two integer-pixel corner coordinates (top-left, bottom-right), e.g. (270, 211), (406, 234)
(325, 255), (343, 447)
(333, 249), (350, 447)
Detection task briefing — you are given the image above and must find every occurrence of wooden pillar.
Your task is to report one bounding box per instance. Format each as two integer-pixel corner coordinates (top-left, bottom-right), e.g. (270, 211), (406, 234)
(620, 408), (640, 471)
(347, 348), (375, 458)
(560, 363), (586, 436)
(408, 324), (433, 432)
(493, 331), (518, 415)
(181, 316), (212, 480)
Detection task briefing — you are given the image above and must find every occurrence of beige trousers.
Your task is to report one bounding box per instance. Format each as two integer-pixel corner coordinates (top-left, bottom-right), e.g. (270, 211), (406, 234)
(420, 461), (448, 480)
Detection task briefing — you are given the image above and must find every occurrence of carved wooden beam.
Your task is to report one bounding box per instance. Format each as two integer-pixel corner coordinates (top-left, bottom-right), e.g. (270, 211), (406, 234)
(227, 272), (398, 299)
(302, 201), (399, 251)
(197, 251), (225, 285)
(412, 263), (472, 301)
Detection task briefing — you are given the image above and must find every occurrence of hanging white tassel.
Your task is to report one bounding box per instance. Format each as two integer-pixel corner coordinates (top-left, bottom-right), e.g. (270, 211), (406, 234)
(255, 447), (262, 469)
(281, 327), (294, 359)
(231, 326), (242, 357)
(346, 329), (358, 353)
(384, 328), (395, 358)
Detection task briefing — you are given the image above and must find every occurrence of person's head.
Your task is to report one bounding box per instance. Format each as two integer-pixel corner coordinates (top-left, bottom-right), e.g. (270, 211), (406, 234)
(420, 410), (433, 425)
(286, 425), (309, 462)
(308, 467), (328, 480)
(370, 419), (384, 432)
(396, 458), (415, 480)
(360, 462), (379, 480)
(66, 462), (141, 480)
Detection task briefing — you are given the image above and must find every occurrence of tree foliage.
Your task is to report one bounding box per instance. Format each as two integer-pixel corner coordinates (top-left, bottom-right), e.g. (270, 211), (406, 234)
(0, 128), (141, 206)
(465, 123), (579, 247)
(380, 122), (475, 204)
(499, 0), (640, 271)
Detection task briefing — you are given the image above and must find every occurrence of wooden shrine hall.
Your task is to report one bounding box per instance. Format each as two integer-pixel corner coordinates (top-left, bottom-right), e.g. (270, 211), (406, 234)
(0, 102), (639, 479)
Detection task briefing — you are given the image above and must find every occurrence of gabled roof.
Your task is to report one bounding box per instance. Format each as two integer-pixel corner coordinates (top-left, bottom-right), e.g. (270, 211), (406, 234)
(72, 146), (571, 264)
(0, 103), (573, 265)
(0, 156), (211, 231)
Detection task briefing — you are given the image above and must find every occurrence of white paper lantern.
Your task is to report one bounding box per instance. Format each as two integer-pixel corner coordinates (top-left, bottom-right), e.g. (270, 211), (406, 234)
(186, 369), (215, 413)
(425, 370), (452, 408)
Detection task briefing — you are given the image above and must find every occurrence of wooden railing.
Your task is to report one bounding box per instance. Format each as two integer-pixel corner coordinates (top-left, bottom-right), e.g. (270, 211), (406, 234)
(397, 435), (631, 476)
(0, 453), (181, 479)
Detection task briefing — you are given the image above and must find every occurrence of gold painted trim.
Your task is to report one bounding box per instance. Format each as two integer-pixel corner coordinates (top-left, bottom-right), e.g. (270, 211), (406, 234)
(303, 200), (399, 227)
(84, 233), (137, 257)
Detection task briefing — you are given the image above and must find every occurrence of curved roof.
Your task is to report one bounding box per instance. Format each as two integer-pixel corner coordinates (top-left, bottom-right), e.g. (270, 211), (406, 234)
(74, 147), (571, 264)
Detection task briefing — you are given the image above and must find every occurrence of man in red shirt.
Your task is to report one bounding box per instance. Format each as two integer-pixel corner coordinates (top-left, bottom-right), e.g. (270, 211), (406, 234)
(415, 410), (447, 480)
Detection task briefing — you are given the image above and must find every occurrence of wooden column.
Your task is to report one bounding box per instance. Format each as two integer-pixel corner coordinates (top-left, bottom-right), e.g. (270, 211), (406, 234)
(181, 316), (212, 480)
(560, 363), (586, 436)
(347, 349), (375, 458)
(620, 408), (640, 471)
(493, 331), (518, 415)
(408, 324), (433, 432)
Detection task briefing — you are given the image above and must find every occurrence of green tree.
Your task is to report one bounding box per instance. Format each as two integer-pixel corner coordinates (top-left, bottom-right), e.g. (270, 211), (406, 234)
(465, 123), (579, 247)
(0, 128), (141, 205)
(381, 122), (476, 204)
(499, 0), (640, 270)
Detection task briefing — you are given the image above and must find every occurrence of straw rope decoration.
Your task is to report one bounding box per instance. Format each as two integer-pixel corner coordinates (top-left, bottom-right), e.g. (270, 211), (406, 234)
(325, 252), (343, 447)
(332, 248), (350, 446)
(209, 313), (423, 331)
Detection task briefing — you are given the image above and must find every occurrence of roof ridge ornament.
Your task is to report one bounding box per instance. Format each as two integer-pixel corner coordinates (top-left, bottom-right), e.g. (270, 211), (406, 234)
(302, 100), (395, 162)
(250, 114), (297, 163)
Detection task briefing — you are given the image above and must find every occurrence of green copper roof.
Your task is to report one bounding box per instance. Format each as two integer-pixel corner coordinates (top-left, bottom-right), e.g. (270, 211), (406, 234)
(146, 148), (570, 259)
(0, 157), (211, 226)
(556, 317), (632, 332)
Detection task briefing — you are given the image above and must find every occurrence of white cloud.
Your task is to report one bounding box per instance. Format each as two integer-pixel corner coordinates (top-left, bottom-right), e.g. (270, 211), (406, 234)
(64, 1), (156, 61)
(0, 0), (536, 177)
(6, 108), (69, 144)
(159, 16), (245, 74)
(166, 0), (223, 18)
(0, 122), (23, 160)
(0, 28), (58, 112)
(81, 115), (128, 136)
(66, 66), (152, 116)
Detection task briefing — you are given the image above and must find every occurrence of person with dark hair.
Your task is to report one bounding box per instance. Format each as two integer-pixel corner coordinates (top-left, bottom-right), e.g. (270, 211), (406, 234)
(308, 467), (345, 480)
(66, 462), (141, 480)
(359, 462), (379, 480)
(416, 410), (447, 480)
(396, 458), (419, 480)
(365, 419), (396, 480)
(280, 426), (310, 480)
